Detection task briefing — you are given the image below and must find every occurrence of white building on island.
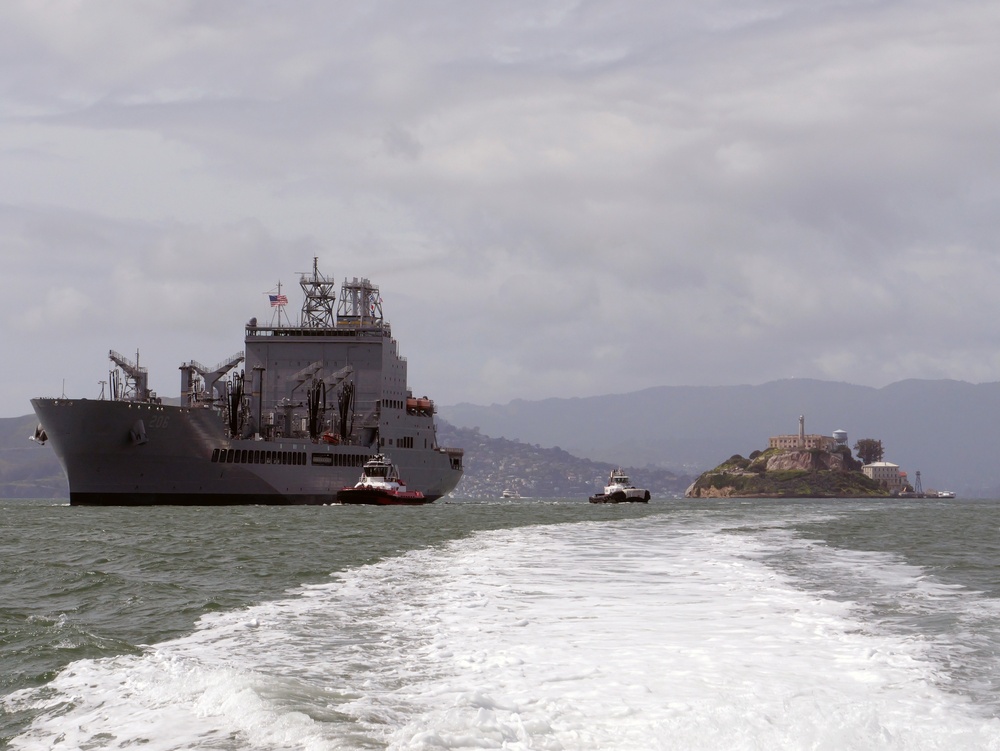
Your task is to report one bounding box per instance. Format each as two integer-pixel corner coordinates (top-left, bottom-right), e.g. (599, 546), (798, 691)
(863, 461), (909, 493)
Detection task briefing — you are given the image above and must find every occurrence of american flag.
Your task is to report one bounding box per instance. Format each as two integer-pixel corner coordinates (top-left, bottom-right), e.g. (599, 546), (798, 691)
(269, 294), (288, 307)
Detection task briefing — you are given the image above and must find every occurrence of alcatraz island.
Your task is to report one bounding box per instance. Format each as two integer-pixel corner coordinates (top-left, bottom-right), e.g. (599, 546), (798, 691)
(685, 416), (947, 499)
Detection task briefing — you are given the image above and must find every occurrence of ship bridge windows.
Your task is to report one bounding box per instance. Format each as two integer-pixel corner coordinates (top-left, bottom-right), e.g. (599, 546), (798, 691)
(310, 452), (370, 467)
(211, 447), (306, 466)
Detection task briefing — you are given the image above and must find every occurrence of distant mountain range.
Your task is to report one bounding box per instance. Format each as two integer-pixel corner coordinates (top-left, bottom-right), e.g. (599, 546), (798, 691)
(6, 378), (998, 499)
(440, 379), (1000, 498)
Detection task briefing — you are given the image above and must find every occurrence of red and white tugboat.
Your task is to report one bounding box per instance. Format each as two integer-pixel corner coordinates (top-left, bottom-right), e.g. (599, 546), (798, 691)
(336, 454), (431, 505)
(589, 467), (650, 503)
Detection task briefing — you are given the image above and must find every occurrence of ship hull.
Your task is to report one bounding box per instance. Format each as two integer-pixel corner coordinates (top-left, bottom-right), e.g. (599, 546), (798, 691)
(336, 488), (431, 506)
(32, 398), (463, 506)
(588, 489), (651, 503)
(588, 494), (649, 504)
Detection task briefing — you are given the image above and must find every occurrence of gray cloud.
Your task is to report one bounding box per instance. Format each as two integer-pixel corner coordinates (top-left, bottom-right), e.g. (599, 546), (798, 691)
(2, 1), (999, 415)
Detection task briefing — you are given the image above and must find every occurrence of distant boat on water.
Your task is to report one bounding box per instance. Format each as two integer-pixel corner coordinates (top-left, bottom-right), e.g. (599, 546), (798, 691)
(589, 468), (650, 503)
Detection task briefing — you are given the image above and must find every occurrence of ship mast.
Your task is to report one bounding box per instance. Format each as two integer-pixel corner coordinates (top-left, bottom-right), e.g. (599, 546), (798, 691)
(337, 276), (384, 328)
(299, 257), (337, 328)
(268, 280), (293, 327)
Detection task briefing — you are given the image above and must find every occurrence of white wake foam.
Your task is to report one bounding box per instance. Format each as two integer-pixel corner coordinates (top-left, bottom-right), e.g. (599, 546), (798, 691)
(7, 515), (1000, 750)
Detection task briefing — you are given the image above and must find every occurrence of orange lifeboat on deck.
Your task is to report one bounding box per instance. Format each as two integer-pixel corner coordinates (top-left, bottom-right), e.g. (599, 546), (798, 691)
(406, 397), (434, 414)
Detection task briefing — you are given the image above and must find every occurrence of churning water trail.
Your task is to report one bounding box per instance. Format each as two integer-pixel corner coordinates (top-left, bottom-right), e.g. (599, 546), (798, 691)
(6, 507), (1000, 750)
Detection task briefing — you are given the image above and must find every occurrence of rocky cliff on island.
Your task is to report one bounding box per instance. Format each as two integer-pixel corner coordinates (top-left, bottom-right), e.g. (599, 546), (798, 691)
(685, 446), (888, 498)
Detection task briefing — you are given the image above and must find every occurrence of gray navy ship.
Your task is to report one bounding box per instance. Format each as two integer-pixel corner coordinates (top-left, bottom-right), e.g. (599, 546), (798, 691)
(31, 259), (464, 505)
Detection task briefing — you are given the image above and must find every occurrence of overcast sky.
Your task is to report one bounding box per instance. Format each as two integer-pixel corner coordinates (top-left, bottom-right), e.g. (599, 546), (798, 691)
(3, 1), (999, 417)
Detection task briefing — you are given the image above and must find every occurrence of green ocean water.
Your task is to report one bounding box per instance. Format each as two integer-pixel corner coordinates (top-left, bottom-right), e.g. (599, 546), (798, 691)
(4, 496), (1000, 749)
(0, 499), (654, 697)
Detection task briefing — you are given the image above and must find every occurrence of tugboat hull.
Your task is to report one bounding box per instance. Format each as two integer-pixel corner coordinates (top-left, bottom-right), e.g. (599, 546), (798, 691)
(589, 490), (650, 504)
(336, 488), (431, 505)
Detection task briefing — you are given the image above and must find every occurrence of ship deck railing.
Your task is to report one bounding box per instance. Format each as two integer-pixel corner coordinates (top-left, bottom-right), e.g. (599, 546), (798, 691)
(246, 324), (391, 338)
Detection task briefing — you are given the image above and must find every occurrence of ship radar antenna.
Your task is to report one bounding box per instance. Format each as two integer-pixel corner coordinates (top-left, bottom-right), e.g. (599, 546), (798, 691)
(267, 280), (292, 327)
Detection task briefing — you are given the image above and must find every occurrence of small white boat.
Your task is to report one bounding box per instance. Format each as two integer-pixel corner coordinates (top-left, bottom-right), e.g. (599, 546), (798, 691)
(589, 468), (650, 503)
(501, 488), (521, 499)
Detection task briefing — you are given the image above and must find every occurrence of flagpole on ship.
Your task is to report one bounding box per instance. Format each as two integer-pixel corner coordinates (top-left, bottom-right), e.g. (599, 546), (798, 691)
(268, 281), (292, 327)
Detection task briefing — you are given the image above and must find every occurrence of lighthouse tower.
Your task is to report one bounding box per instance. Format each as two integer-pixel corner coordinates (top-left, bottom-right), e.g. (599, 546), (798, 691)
(798, 415), (805, 449)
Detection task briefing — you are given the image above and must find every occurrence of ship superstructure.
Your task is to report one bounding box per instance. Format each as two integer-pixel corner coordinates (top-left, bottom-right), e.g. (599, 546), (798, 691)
(31, 259), (463, 505)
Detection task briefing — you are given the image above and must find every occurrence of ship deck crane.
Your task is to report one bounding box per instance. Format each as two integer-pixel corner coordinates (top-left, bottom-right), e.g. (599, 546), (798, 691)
(179, 352), (245, 406)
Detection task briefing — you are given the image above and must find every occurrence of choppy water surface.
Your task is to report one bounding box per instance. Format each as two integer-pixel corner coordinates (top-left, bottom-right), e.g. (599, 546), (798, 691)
(3, 497), (1000, 749)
